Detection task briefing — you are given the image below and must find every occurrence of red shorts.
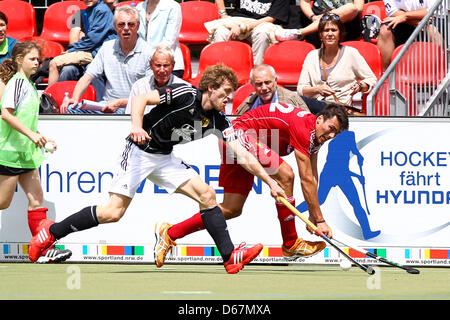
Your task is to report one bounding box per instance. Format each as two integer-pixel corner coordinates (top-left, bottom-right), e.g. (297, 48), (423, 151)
(219, 131), (284, 196)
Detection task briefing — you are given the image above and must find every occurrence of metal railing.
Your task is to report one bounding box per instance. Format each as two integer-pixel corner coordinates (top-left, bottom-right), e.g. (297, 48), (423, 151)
(366, 0), (449, 116)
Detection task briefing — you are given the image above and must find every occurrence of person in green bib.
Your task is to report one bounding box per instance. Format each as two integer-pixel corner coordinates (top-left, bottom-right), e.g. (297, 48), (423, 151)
(0, 41), (72, 263)
(0, 11), (18, 64)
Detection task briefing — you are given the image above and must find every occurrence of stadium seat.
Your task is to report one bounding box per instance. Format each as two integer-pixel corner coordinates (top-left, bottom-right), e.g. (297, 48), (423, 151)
(188, 41), (254, 87)
(262, 41), (315, 86)
(44, 81), (97, 113)
(341, 41), (383, 113)
(20, 37), (65, 59)
(179, 1), (219, 45)
(0, 0), (37, 40)
(391, 41), (446, 115)
(38, 1), (87, 45)
(361, 1), (387, 20)
(179, 43), (192, 81)
(392, 42), (445, 86)
(114, 1), (143, 7)
(231, 83), (255, 115)
(341, 41), (383, 78)
(22, 37), (65, 85)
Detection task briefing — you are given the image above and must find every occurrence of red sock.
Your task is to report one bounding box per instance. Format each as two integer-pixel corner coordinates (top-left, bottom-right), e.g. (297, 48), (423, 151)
(276, 197), (298, 248)
(27, 207), (48, 236)
(167, 212), (205, 241)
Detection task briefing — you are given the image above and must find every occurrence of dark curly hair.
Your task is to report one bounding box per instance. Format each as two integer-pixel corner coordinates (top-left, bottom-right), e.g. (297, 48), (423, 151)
(317, 102), (349, 132)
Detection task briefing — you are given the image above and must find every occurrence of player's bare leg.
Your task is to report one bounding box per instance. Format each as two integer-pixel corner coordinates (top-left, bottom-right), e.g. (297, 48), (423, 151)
(96, 193), (132, 223)
(0, 174), (19, 210)
(155, 176), (262, 273)
(271, 162), (326, 260)
(219, 192), (248, 219)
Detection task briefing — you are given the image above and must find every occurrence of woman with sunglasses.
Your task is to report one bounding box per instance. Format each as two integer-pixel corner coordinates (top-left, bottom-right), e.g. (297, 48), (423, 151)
(296, 14), (377, 111)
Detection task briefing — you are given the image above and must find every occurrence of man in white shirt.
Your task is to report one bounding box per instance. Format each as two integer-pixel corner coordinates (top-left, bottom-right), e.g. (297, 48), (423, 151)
(124, 45), (190, 115)
(377, 0), (437, 70)
(61, 5), (152, 114)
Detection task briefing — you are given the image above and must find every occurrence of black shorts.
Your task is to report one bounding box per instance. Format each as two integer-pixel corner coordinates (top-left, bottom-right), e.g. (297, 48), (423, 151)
(0, 164), (34, 176)
(389, 23), (417, 47)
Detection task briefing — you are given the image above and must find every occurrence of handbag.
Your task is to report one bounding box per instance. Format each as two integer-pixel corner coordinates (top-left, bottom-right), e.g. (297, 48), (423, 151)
(39, 92), (59, 114)
(361, 14), (382, 43)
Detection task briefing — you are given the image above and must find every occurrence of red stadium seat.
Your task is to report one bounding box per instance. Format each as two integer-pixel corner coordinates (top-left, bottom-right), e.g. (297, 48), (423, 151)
(20, 37), (65, 59)
(391, 41), (446, 115)
(39, 1), (87, 45)
(262, 40), (315, 86)
(341, 41), (383, 113)
(0, 0), (37, 40)
(361, 1), (387, 20)
(231, 82), (255, 115)
(179, 43), (192, 81)
(114, 1), (143, 7)
(188, 41), (254, 87)
(341, 41), (383, 78)
(392, 42), (445, 86)
(179, 1), (219, 45)
(44, 81), (97, 113)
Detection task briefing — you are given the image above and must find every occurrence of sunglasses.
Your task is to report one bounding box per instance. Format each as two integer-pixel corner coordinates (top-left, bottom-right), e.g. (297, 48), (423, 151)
(321, 13), (340, 21)
(117, 21), (137, 29)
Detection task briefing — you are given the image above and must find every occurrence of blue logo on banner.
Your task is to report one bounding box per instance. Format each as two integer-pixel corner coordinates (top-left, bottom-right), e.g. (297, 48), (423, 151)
(296, 130), (380, 240)
(296, 129), (450, 242)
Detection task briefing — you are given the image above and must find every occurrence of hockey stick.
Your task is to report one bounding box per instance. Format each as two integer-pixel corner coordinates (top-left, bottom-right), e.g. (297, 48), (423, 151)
(278, 197), (375, 275)
(331, 238), (420, 274)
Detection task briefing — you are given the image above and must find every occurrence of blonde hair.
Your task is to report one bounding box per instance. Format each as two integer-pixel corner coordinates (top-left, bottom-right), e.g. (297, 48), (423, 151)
(0, 41), (41, 84)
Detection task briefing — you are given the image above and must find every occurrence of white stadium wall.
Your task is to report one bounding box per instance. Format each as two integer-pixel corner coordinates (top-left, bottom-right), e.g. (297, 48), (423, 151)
(0, 116), (449, 266)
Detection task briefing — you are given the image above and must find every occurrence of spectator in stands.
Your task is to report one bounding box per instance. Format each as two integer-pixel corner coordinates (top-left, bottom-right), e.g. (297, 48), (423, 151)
(377, 0), (437, 71)
(60, 5), (152, 114)
(135, 0), (184, 78)
(275, 0), (364, 48)
(235, 64), (328, 115)
(47, 0), (117, 86)
(125, 45), (191, 114)
(297, 14), (377, 111)
(0, 11), (18, 64)
(207, 0), (290, 65)
(69, 0), (116, 44)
